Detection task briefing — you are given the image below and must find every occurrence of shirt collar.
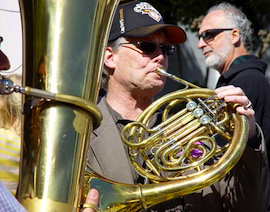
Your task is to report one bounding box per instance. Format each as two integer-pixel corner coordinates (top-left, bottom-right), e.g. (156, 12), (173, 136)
(229, 55), (258, 68)
(104, 98), (162, 127)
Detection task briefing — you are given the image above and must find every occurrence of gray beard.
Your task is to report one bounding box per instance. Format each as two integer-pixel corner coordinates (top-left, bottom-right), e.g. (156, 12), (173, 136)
(205, 54), (223, 70)
(205, 42), (231, 72)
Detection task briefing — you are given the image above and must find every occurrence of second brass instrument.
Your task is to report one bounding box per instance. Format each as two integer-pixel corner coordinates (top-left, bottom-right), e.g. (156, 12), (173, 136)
(14, 0), (119, 211)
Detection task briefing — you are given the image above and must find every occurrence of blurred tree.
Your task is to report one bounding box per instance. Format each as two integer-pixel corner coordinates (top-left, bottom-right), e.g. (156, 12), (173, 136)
(148, 0), (270, 57)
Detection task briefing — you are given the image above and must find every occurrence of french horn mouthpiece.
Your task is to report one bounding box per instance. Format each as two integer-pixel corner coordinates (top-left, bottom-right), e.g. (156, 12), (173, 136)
(155, 67), (200, 89)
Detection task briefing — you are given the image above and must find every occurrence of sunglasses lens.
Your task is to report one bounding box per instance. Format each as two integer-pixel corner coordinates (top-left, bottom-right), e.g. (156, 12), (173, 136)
(162, 45), (175, 56)
(140, 42), (157, 54)
(200, 29), (233, 42)
(140, 42), (175, 56)
(203, 31), (214, 41)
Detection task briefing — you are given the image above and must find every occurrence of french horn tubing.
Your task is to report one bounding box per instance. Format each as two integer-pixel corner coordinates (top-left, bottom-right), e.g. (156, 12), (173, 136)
(83, 68), (249, 211)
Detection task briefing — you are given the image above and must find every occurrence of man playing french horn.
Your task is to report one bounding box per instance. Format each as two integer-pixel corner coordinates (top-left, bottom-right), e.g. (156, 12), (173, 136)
(87, 1), (270, 212)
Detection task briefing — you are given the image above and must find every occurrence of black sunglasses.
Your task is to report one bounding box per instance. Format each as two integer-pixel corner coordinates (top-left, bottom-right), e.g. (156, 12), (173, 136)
(198, 28), (234, 42)
(120, 41), (176, 56)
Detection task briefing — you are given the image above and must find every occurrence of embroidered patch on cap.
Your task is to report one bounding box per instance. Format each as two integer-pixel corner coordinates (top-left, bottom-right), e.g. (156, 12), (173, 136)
(134, 2), (162, 22)
(119, 8), (125, 34)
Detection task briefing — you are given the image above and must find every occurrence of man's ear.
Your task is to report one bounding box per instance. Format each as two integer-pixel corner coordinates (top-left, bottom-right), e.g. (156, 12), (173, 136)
(231, 29), (241, 45)
(104, 47), (116, 69)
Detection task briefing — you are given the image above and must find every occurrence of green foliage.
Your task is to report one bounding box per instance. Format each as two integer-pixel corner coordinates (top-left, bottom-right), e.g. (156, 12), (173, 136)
(147, 0), (270, 55)
(148, 0), (270, 33)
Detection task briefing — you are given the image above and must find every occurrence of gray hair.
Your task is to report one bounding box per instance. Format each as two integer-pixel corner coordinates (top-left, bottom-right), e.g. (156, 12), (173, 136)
(101, 37), (127, 92)
(207, 2), (253, 51)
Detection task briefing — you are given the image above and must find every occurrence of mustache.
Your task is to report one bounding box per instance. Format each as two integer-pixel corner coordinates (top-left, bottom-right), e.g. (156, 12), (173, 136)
(202, 48), (213, 55)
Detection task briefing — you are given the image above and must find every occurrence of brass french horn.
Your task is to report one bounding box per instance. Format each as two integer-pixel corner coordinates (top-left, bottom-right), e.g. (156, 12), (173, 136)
(83, 70), (248, 211)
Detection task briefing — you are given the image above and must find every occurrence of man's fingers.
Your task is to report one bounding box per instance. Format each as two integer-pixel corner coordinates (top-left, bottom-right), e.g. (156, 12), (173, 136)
(215, 85), (256, 139)
(82, 189), (99, 212)
(215, 86), (244, 99)
(215, 86), (250, 107)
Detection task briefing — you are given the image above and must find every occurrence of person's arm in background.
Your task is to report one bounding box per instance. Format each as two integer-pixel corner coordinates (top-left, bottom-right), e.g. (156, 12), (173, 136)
(0, 182), (27, 212)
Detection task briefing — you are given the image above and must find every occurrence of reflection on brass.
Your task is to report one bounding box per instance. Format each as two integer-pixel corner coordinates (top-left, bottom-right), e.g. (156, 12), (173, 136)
(16, 0), (118, 211)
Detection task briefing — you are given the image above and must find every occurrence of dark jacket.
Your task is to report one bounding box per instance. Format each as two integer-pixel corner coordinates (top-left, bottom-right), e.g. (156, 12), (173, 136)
(216, 55), (270, 152)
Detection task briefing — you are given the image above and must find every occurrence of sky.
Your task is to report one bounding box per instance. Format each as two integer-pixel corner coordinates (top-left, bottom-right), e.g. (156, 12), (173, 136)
(0, 0), (22, 75)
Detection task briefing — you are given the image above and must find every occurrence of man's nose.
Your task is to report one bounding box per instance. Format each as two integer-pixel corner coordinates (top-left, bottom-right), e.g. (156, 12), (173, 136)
(0, 50), (10, 70)
(198, 37), (206, 49)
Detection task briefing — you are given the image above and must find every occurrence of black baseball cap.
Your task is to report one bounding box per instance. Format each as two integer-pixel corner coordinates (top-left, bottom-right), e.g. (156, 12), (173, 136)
(108, 1), (186, 44)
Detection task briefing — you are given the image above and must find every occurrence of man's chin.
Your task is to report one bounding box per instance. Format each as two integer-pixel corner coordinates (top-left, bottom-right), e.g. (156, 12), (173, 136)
(205, 57), (220, 70)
